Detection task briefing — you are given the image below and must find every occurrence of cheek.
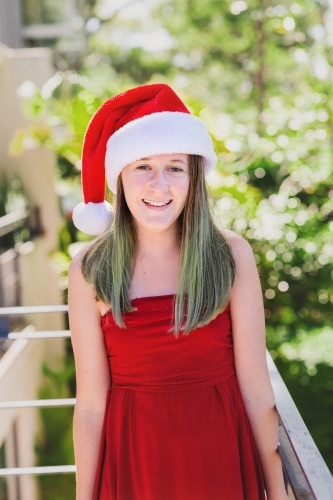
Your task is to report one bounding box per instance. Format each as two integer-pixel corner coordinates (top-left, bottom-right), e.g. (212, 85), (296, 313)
(124, 192), (139, 213)
(177, 178), (190, 203)
(122, 175), (142, 200)
(126, 175), (147, 195)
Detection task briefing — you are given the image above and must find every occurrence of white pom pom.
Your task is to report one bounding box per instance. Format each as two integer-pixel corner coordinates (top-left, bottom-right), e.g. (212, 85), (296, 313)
(72, 201), (114, 235)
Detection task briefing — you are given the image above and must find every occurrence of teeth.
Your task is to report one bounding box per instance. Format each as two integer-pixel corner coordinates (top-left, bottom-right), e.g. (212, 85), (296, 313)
(143, 199), (171, 207)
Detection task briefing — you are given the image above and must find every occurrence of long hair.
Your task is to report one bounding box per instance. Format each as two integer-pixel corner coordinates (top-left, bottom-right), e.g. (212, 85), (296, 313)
(81, 155), (236, 336)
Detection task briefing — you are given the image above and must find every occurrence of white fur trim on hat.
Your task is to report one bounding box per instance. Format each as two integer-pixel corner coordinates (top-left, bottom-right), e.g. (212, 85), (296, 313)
(72, 201), (114, 235)
(105, 111), (217, 193)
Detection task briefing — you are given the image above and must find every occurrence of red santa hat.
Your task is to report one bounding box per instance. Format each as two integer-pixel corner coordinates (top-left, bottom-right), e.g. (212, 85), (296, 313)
(72, 83), (217, 235)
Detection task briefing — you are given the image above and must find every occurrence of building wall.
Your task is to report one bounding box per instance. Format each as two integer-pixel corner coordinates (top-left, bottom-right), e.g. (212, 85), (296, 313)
(0, 43), (64, 329)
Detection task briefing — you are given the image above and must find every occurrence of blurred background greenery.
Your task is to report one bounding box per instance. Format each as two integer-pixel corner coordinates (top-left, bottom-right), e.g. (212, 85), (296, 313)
(7, 0), (333, 494)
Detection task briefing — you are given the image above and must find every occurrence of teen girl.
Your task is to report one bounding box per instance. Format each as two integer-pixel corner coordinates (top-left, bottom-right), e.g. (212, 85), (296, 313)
(68, 83), (288, 500)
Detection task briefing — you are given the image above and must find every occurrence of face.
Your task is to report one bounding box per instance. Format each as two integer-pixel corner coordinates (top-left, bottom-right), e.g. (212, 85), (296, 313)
(121, 153), (190, 234)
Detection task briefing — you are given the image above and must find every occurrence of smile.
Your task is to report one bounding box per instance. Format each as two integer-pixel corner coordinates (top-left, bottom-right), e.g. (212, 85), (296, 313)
(142, 199), (172, 207)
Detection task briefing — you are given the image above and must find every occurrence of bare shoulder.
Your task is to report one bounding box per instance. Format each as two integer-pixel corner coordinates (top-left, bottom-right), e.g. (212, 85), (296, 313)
(68, 245), (97, 308)
(222, 230), (262, 316)
(68, 245), (87, 277)
(68, 244), (109, 316)
(220, 229), (255, 266)
(68, 244), (93, 291)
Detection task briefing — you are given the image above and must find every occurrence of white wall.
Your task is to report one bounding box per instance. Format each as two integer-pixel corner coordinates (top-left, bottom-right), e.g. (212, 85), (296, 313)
(0, 44), (64, 327)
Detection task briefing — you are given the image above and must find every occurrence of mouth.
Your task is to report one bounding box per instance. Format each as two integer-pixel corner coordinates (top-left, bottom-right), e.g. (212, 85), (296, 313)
(142, 199), (173, 207)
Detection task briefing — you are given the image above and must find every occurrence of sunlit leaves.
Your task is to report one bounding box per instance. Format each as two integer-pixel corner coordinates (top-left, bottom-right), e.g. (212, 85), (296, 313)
(280, 327), (333, 369)
(9, 124), (53, 155)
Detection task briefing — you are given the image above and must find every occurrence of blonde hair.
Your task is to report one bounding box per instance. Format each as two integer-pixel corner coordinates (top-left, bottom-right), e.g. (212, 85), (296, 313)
(81, 155), (236, 336)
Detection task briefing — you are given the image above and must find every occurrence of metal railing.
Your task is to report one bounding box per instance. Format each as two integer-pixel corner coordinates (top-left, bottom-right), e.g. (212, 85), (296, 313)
(0, 207), (45, 310)
(0, 306), (333, 499)
(0, 305), (75, 479)
(0, 209), (28, 239)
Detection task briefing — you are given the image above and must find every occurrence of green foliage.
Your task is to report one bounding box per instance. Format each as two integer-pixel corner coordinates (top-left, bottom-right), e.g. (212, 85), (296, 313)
(35, 344), (76, 500)
(275, 324), (333, 471)
(279, 326), (333, 371)
(23, 0), (69, 25)
(0, 172), (30, 248)
(10, 72), (107, 175)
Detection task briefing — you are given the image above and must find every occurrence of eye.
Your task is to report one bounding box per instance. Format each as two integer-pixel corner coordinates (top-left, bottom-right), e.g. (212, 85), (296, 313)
(169, 167), (183, 172)
(137, 165), (151, 170)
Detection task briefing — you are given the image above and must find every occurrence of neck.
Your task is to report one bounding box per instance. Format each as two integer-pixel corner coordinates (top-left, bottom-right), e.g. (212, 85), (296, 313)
(135, 227), (180, 260)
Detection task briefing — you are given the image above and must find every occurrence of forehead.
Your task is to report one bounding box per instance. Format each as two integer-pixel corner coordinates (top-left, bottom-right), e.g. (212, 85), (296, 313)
(137, 154), (189, 165)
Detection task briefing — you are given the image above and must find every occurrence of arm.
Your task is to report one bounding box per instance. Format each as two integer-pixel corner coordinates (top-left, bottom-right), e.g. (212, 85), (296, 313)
(227, 232), (288, 500)
(68, 254), (111, 500)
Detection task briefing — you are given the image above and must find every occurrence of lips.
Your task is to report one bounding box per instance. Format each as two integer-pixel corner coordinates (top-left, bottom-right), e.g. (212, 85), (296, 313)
(142, 199), (172, 207)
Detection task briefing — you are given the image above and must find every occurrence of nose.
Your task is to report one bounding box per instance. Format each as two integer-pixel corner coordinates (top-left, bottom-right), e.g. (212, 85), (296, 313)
(149, 169), (169, 192)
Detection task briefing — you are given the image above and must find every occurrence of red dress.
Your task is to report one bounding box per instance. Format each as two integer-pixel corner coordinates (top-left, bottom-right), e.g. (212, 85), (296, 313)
(93, 294), (266, 500)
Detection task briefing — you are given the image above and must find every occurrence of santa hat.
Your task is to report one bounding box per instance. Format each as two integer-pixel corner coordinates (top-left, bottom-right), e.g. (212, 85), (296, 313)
(72, 83), (217, 235)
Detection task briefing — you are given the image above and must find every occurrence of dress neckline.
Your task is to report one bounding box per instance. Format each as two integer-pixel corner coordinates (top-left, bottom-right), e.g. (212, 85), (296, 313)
(101, 294), (176, 320)
(131, 293), (176, 303)
(101, 295), (230, 321)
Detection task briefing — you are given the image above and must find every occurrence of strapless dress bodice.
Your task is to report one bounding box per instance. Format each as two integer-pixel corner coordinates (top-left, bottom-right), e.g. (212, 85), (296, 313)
(101, 294), (235, 392)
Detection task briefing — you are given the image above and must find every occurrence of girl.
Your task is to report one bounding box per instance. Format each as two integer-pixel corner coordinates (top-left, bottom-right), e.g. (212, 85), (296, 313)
(68, 83), (288, 500)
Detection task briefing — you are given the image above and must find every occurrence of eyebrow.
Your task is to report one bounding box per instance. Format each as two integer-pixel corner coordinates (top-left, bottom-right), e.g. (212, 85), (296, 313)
(139, 157), (187, 165)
